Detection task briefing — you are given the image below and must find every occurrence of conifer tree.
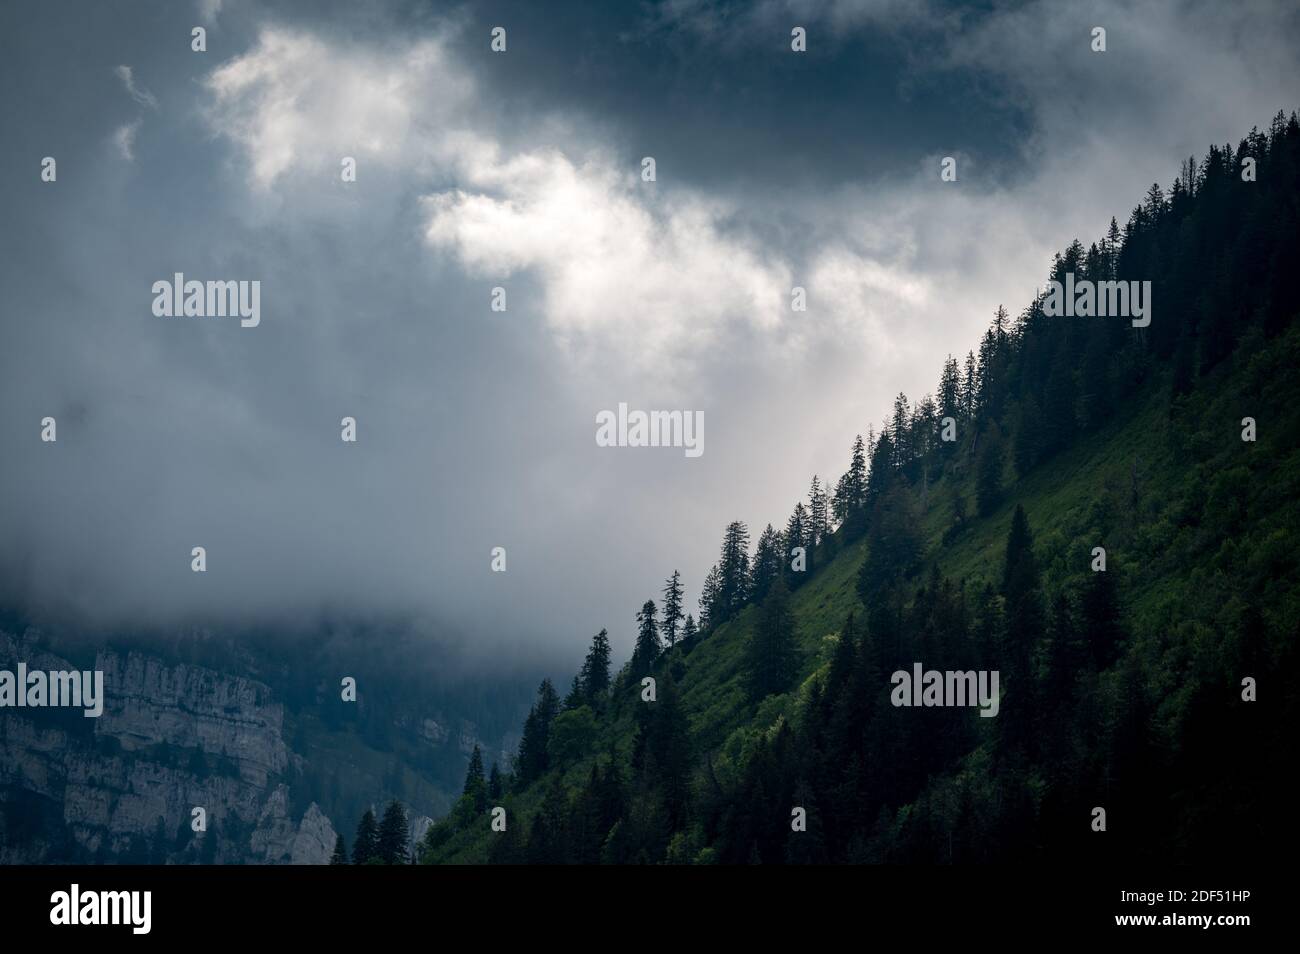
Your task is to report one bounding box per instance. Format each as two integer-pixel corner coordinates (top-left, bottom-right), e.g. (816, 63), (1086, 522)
(637, 673), (693, 830)
(938, 355), (961, 423)
(563, 674), (584, 710)
(579, 628), (612, 705)
(976, 430), (1004, 516)
(464, 744), (488, 812)
(784, 504), (809, 586)
(750, 524), (783, 602)
(834, 436), (869, 536)
(631, 599), (661, 678)
(890, 393), (912, 471)
(961, 351), (978, 422)
(1002, 504), (1038, 600)
(744, 576), (798, 703)
(785, 779), (829, 864)
(1080, 564), (1125, 670)
(699, 563), (722, 632)
(997, 506), (1044, 762)
(352, 808), (379, 865)
(660, 570), (684, 647)
(516, 679), (561, 784)
(377, 800), (409, 864)
(809, 475), (829, 546)
(329, 834), (348, 865)
(681, 614), (698, 648)
(716, 521), (752, 624)
(488, 763), (503, 802)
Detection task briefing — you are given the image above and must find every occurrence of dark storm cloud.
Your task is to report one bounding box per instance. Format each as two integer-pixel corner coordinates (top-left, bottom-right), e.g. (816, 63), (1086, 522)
(1, 0), (1297, 665)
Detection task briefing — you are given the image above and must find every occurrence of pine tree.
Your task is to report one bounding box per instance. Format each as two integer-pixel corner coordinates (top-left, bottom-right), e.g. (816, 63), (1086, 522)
(563, 674), (584, 710)
(785, 779), (828, 864)
(858, 483), (922, 601)
(1105, 216), (1122, 277)
(961, 351), (978, 422)
(516, 679), (561, 784)
(660, 570), (684, 647)
(579, 628), (612, 705)
(1080, 565), (1125, 670)
(487, 763), (503, 801)
(835, 436), (869, 536)
(784, 504), (809, 587)
(1014, 396), (1043, 475)
(717, 520), (752, 624)
(699, 563), (722, 632)
(681, 614), (698, 648)
(464, 744), (488, 812)
(890, 393), (912, 471)
(865, 429), (895, 510)
(639, 673), (693, 830)
(750, 524), (783, 602)
(997, 506), (1044, 763)
(1041, 342), (1078, 455)
(1002, 505), (1039, 600)
(975, 430), (1004, 516)
(329, 833), (348, 865)
(377, 800), (409, 864)
(744, 576), (798, 703)
(352, 808), (379, 865)
(938, 355), (961, 422)
(631, 599), (661, 678)
(809, 475), (829, 547)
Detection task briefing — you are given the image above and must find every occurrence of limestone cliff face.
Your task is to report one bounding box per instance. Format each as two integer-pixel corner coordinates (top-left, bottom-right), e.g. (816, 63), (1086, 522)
(0, 630), (336, 865)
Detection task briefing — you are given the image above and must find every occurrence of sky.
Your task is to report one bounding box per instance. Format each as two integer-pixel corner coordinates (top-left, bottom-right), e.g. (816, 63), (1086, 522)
(2, 0), (1298, 669)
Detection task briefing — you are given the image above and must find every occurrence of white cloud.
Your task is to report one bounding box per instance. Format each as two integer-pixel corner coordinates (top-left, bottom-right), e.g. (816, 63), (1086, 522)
(114, 64), (157, 109)
(198, 0), (223, 26)
(113, 119), (141, 160)
(421, 147), (794, 373)
(204, 28), (470, 189)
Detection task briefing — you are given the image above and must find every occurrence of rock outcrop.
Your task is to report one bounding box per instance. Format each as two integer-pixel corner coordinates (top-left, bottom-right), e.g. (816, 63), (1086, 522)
(0, 629), (336, 864)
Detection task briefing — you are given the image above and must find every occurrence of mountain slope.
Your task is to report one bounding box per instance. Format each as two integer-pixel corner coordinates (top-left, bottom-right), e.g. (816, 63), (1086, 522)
(419, 113), (1300, 865)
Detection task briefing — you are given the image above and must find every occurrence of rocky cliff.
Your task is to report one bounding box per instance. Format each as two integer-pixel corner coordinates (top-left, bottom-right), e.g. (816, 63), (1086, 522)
(0, 629), (336, 864)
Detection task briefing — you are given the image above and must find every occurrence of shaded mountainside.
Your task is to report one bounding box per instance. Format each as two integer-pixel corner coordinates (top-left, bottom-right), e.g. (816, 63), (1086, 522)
(0, 626), (534, 863)
(419, 113), (1300, 864)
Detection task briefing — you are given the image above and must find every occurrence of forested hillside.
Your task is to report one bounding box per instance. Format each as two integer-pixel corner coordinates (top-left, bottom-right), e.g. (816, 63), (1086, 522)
(408, 111), (1300, 865)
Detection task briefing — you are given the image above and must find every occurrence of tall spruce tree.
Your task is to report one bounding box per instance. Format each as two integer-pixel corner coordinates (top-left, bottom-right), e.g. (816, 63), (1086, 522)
(835, 436), (869, 536)
(699, 563), (722, 632)
(938, 355), (961, 423)
(464, 744), (487, 812)
(976, 430), (1004, 516)
(1080, 565), (1125, 670)
(784, 503), (809, 586)
(660, 570), (684, 647)
(681, 614), (698, 647)
(352, 808), (379, 865)
(744, 576), (798, 703)
(329, 834), (348, 865)
(716, 521), (752, 624)
(631, 599), (661, 678)
(809, 475), (829, 546)
(580, 628), (612, 705)
(750, 524), (783, 602)
(516, 679), (561, 784)
(377, 800), (409, 864)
